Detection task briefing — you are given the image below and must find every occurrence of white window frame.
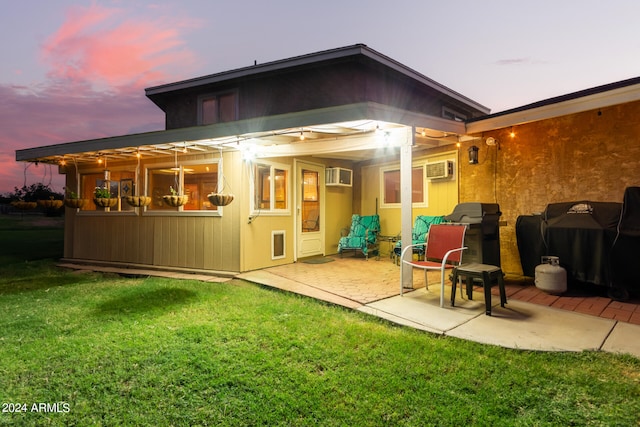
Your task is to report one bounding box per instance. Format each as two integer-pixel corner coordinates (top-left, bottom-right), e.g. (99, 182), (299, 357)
(77, 167), (138, 216)
(250, 160), (291, 216)
(144, 158), (223, 217)
(379, 163), (428, 209)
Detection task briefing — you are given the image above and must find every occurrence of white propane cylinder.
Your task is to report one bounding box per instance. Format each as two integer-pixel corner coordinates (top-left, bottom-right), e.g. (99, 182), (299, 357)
(535, 256), (567, 294)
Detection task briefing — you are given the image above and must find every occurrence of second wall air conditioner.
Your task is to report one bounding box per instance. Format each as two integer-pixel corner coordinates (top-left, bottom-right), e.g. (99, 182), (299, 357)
(326, 167), (352, 187)
(426, 160), (454, 180)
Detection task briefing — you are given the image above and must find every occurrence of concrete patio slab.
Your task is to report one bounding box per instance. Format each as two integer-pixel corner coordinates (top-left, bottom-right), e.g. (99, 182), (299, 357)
(446, 299), (616, 352)
(360, 288), (486, 333)
(601, 321), (640, 357)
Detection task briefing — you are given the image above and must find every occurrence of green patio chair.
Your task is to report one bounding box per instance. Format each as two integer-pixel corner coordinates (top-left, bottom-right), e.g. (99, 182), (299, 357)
(393, 215), (446, 262)
(338, 214), (380, 260)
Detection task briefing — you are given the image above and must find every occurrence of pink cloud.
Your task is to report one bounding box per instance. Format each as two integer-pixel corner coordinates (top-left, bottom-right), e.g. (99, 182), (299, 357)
(1, 4), (201, 194)
(41, 4), (198, 91)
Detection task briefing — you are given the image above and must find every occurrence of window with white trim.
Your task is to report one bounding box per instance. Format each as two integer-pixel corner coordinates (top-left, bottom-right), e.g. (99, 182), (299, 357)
(380, 165), (426, 208)
(80, 169), (136, 212)
(252, 162), (289, 213)
(147, 160), (221, 212)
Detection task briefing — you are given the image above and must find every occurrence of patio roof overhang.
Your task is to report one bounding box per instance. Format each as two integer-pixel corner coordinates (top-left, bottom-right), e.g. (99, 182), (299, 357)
(15, 102), (467, 166)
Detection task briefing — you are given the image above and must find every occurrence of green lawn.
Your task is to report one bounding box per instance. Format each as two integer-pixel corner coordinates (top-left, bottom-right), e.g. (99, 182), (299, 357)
(0, 214), (639, 426)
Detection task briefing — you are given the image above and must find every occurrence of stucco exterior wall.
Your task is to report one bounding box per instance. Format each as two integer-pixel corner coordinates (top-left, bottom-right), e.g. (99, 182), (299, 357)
(459, 100), (640, 276)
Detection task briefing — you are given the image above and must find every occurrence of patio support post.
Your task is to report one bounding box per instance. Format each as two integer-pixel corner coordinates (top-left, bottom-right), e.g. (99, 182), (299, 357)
(400, 126), (414, 290)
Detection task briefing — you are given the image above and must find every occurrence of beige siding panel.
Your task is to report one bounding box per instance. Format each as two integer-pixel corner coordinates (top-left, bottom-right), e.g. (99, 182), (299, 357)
(359, 151), (459, 239)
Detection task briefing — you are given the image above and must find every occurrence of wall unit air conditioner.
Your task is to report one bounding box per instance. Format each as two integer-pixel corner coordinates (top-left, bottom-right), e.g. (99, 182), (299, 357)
(426, 160), (454, 180)
(326, 167), (352, 187)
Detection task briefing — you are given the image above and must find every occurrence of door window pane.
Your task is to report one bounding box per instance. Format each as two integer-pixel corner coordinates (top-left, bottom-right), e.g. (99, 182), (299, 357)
(302, 170), (319, 232)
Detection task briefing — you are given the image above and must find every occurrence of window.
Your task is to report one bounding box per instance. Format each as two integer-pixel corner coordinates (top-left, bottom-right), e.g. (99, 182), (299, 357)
(442, 106), (467, 122)
(147, 161), (220, 212)
(252, 162), (289, 213)
(199, 92), (237, 125)
(80, 169), (136, 212)
(380, 165), (426, 207)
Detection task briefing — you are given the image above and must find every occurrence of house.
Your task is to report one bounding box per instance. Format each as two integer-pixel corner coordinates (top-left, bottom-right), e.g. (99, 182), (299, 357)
(15, 44), (640, 285)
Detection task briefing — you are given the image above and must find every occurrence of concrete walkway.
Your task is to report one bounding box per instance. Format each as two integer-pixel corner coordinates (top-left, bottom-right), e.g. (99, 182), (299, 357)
(238, 261), (640, 358)
(60, 259), (640, 358)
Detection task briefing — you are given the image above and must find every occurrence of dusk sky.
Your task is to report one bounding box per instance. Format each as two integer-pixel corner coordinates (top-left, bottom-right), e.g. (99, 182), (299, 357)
(2, 0), (639, 194)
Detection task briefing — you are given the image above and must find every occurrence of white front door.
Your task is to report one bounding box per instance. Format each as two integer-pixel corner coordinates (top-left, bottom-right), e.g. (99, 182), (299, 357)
(296, 161), (324, 259)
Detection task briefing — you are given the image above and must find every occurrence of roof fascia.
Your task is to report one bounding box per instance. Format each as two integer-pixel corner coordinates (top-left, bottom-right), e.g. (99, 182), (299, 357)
(145, 44), (489, 114)
(466, 81), (640, 134)
(356, 48), (490, 114)
(145, 44), (371, 96)
(16, 102), (464, 161)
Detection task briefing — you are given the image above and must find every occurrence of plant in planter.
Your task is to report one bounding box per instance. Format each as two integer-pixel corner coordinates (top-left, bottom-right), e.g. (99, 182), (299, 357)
(162, 186), (188, 207)
(63, 190), (87, 209)
(93, 186), (117, 208)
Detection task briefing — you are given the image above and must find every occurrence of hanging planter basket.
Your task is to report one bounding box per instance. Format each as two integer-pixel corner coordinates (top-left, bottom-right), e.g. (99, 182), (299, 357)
(38, 199), (64, 209)
(64, 198), (88, 209)
(93, 197), (118, 208)
(162, 195), (189, 207)
(207, 193), (234, 207)
(125, 196), (152, 208)
(11, 201), (37, 210)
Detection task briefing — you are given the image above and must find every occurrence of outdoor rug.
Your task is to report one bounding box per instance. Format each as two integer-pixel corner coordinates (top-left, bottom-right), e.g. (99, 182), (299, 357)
(302, 257), (335, 264)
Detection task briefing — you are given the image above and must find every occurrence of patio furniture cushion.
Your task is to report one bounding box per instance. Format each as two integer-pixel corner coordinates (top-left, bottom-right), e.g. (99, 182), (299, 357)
(338, 214), (380, 259)
(394, 215), (446, 259)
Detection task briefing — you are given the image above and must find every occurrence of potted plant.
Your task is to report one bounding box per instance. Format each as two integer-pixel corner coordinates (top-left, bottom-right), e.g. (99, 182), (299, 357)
(93, 186), (117, 208)
(162, 186), (188, 207)
(64, 190), (88, 209)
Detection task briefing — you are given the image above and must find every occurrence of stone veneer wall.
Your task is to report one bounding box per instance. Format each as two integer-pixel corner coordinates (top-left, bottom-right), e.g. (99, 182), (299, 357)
(458, 100), (640, 277)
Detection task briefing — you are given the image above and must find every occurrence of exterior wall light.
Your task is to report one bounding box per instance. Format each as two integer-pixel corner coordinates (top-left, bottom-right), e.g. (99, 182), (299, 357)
(468, 145), (479, 164)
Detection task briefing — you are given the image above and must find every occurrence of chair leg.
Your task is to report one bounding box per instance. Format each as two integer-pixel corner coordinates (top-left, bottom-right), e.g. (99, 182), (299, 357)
(482, 271), (492, 315)
(424, 269), (428, 291)
(439, 268), (446, 308)
(498, 273), (507, 307)
(465, 277), (473, 300)
(451, 270), (459, 306)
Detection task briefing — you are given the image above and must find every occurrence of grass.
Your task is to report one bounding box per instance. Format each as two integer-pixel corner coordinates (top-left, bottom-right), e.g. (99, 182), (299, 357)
(0, 214), (639, 426)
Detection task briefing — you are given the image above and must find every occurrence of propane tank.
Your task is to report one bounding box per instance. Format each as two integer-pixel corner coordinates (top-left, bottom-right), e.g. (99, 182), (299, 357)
(535, 256), (567, 294)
